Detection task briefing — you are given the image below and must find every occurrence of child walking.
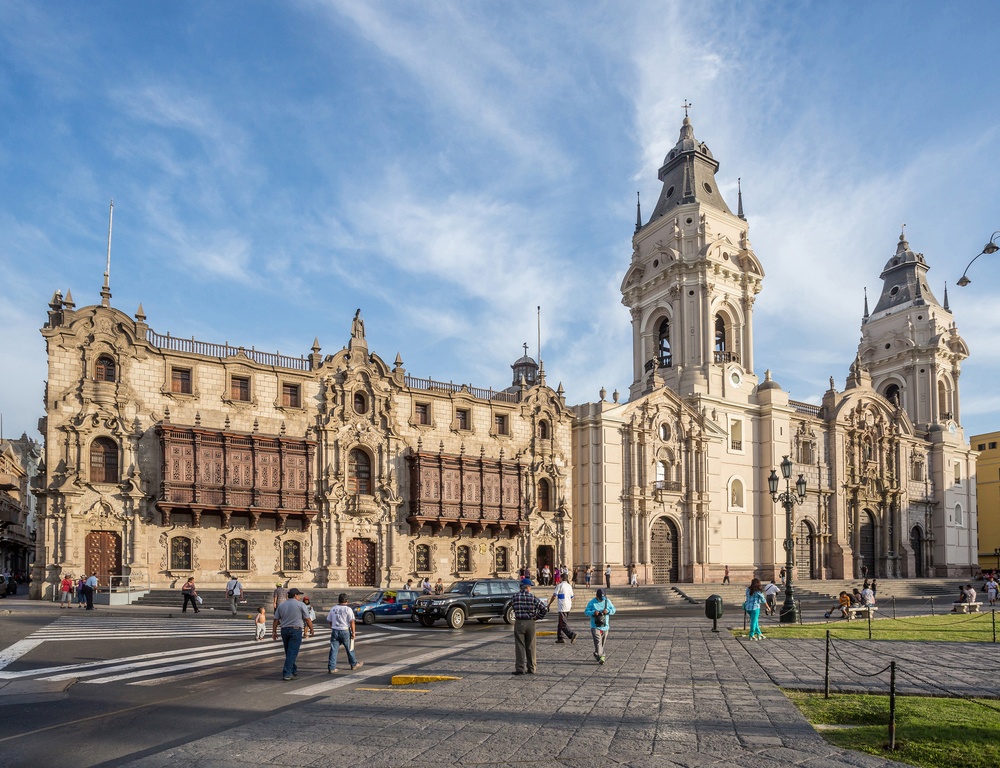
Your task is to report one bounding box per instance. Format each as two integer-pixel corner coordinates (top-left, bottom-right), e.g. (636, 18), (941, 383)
(254, 607), (267, 641)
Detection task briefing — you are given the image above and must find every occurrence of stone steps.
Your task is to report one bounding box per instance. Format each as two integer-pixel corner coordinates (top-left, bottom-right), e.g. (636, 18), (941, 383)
(673, 578), (964, 604)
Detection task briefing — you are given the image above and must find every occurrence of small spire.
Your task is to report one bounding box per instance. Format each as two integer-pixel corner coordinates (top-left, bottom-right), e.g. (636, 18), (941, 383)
(101, 199), (114, 308)
(311, 337), (321, 353)
(135, 302), (145, 322)
(943, 282), (950, 311)
(635, 191), (642, 233)
(63, 290), (75, 309)
(737, 178), (745, 220)
(862, 287), (870, 322)
(393, 352), (403, 370)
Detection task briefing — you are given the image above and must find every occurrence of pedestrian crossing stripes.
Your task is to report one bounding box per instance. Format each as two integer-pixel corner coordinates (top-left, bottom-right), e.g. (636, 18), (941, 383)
(0, 615), (421, 687)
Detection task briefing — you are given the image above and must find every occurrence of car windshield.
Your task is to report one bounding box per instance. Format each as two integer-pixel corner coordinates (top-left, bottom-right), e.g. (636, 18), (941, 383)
(361, 591), (382, 603)
(446, 581), (474, 595)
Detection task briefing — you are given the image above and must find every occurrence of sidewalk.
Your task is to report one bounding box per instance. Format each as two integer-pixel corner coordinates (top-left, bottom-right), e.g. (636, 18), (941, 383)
(120, 616), (911, 768)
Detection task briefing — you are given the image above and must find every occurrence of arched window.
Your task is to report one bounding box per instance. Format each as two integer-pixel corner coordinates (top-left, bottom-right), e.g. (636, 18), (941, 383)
(282, 540), (302, 571)
(537, 479), (551, 512)
(911, 457), (925, 482)
(353, 392), (368, 415)
(938, 379), (952, 419)
(714, 315), (727, 353)
(228, 539), (249, 571)
(457, 545), (471, 572)
(730, 478), (744, 509)
(537, 420), (550, 440)
(349, 449), (372, 495)
(883, 383), (900, 407)
(495, 546), (509, 572)
(169, 537), (192, 571)
(416, 544), (430, 572)
(95, 354), (117, 383)
(90, 437), (119, 484)
(658, 318), (672, 367)
(955, 503), (964, 527)
(655, 461), (666, 484)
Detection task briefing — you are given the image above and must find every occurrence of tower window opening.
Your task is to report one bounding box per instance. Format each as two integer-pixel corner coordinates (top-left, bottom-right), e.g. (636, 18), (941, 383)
(658, 318), (672, 367)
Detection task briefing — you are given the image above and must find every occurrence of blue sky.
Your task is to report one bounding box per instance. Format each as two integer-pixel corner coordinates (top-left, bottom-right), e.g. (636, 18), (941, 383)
(2, 1), (999, 442)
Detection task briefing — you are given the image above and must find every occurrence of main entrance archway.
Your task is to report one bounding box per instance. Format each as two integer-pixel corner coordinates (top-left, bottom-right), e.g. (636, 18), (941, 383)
(85, 531), (122, 587)
(859, 510), (876, 577)
(347, 538), (377, 586)
(796, 520), (815, 580)
(650, 517), (679, 584)
(535, 545), (554, 583)
(909, 526), (924, 578)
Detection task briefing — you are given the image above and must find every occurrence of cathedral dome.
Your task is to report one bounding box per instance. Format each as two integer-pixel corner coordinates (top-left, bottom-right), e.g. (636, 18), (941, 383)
(755, 369), (782, 392)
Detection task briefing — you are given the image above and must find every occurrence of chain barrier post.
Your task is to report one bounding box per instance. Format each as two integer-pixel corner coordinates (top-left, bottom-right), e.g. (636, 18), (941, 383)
(824, 630), (831, 699)
(798, 599), (803, 625)
(868, 605), (873, 640)
(888, 660), (897, 751)
(993, 608), (996, 644)
(930, 595), (935, 615)
(891, 595), (896, 620)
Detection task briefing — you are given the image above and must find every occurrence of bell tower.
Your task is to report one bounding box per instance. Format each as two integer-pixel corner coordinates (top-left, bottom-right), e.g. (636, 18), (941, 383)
(858, 232), (969, 431)
(621, 113), (764, 401)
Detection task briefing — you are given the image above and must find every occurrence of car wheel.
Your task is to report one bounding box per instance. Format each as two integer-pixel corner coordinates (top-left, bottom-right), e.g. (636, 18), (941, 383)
(419, 616), (435, 627)
(447, 607), (466, 629)
(362, 612), (376, 625)
(476, 618), (491, 624)
(503, 605), (515, 625)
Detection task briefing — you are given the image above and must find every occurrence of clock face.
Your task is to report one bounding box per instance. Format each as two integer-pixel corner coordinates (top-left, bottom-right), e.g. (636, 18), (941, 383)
(729, 370), (742, 388)
(948, 422), (957, 435)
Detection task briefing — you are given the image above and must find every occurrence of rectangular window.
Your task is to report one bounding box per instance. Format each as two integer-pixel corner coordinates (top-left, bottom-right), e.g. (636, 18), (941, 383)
(954, 461), (961, 485)
(730, 419), (743, 452)
(231, 376), (250, 402)
(990, 442), (998, 450)
(282, 383), (301, 408)
(495, 414), (508, 435)
(978, 444), (987, 451)
(415, 403), (430, 425)
(171, 367), (192, 395)
(456, 409), (469, 430)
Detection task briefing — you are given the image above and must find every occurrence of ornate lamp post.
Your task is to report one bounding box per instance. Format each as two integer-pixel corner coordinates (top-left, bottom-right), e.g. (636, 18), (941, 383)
(768, 455), (807, 623)
(957, 231), (999, 287)
(993, 547), (1000, 573)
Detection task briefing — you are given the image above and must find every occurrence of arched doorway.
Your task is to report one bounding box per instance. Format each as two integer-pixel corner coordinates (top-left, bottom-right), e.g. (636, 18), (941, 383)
(796, 520), (815, 580)
(650, 517), (679, 584)
(85, 531), (122, 587)
(535, 545), (554, 583)
(859, 510), (876, 577)
(347, 538), (377, 586)
(909, 526), (924, 578)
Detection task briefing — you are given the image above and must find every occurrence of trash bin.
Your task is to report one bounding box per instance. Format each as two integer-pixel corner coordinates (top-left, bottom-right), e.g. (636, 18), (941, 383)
(705, 594), (724, 632)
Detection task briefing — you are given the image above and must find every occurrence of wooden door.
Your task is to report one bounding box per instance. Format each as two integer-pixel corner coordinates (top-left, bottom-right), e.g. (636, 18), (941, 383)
(650, 517), (679, 584)
(347, 538), (377, 587)
(85, 531), (122, 587)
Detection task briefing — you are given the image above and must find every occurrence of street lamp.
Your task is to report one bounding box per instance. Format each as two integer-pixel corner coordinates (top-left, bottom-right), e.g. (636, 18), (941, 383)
(957, 231), (999, 287)
(993, 547), (1000, 573)
(768, 455), (807, 623)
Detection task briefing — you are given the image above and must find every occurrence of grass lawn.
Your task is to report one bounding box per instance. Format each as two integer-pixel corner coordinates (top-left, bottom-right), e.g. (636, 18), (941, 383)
(731, 613), (999, 642)
(786, 690), (1000, 768)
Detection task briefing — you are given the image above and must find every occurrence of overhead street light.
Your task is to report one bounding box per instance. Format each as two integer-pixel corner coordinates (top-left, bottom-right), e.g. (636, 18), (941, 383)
(957, 231), (999, 287)
(768, 455), (807, 624)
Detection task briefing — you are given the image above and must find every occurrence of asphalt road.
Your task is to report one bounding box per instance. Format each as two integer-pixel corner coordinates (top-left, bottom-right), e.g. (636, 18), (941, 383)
(0, 608), (506, 768)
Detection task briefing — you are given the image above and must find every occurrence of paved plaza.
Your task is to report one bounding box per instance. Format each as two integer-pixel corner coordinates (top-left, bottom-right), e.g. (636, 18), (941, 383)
(119, 614), (930, 768)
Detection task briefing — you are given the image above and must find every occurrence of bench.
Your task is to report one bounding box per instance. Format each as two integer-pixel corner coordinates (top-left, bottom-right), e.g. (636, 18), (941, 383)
(952, 602), (983, 613)
(847, 605), (878, 621)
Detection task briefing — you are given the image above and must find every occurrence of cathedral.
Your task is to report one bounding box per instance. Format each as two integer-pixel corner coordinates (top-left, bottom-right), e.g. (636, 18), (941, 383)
(30, 116), (978, 599)
(571, 116), (978, 585)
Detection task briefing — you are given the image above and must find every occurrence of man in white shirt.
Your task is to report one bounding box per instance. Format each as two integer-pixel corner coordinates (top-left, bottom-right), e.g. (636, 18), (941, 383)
(547, 579), (578, 644)
(860, 585), (876, 606)
(225, 573), (243, 615)
(326, 593), (363, 674)
(84, 573), (99, 610)
(763, 580), (780, 614)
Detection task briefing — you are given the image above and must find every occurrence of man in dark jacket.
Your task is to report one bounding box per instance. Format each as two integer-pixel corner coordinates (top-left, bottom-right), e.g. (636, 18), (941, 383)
(511, 578), (547, 675)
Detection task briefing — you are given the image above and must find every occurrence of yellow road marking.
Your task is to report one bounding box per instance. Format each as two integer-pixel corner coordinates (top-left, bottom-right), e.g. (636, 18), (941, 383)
(391, 674), (460, 685)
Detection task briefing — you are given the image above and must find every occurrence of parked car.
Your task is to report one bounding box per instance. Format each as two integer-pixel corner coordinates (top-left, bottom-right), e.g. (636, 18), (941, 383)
(413, 578), (520, 628)
(0, 575), (14, 597)
(351, 589), (420, 625)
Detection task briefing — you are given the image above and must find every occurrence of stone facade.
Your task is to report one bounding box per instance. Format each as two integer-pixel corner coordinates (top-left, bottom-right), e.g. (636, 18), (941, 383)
(0, 435), (39, 578)
(32, 293), (573, 598)
(571, 116), (978, 586)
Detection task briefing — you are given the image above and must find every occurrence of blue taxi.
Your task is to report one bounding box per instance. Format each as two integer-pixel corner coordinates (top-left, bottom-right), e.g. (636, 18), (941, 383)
(351, 589), (420, 625)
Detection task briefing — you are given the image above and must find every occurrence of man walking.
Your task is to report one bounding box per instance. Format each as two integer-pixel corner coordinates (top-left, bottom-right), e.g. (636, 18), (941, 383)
(272, 582), (287, 611)
(511, 578), (548, 675)
(604, 564), (612, 590)
(326, 593), (363, 673)
(84, 573), (99, 610)
(225, 573), (243, 616)
(722, 565), (731, 584)
(585, 588), (617, 665)
(271, 588), (314, 680)
(548, 576), (577, 644)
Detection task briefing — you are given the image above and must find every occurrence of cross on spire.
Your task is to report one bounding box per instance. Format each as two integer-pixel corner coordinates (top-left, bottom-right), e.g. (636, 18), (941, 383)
(523, 342), (529, 356)
(682, 99), (693, 118)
